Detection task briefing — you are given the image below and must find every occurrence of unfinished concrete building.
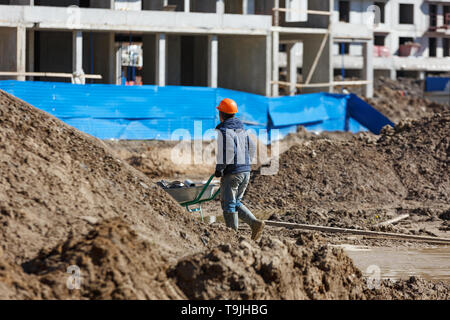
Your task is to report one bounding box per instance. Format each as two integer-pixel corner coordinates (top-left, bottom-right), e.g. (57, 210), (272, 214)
(331, 0), (450, 79)
(0, 1), (375, 97)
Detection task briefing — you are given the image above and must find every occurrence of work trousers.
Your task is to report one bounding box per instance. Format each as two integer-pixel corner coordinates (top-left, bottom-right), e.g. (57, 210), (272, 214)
(220, 172), (257, 231)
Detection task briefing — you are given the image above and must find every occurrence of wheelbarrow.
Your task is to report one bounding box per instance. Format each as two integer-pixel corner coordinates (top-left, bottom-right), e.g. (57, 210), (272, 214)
(159, 175), (220, 222)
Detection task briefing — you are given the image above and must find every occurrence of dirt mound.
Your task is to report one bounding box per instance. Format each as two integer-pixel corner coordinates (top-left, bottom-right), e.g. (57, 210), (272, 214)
(250, 140), (405, 208)
(169, 233), (450, 300)
(21, 218), (185, 299)
(246, 112), (450, 231)
(1, 89), (448, 300)
(366, 77), (448, 123)
(0, 255), (45, 300)
(369, 276), (450, 300)
(105, 140), (215, 180)
(0, 89), (227, 264)
(377, 112), (450, 202)
(169, 234), (367, 299)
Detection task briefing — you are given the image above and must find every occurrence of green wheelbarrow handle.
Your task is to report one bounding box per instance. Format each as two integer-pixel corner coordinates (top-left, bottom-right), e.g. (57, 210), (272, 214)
(180, 174), (220, 208)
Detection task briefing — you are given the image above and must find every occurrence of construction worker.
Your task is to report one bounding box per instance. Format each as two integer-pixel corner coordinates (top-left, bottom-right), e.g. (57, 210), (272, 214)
(214, 98), (265, 240)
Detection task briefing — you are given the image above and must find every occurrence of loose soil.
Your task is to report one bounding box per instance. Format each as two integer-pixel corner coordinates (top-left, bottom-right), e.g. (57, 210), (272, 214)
(0, 87), (449, 300)
(246, 112), (450, 240)
(365, 77), (448, 123)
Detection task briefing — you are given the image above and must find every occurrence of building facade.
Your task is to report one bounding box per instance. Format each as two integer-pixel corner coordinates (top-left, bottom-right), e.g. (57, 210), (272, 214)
(0, 1), (378, 97)
(332, 0), (450, 79)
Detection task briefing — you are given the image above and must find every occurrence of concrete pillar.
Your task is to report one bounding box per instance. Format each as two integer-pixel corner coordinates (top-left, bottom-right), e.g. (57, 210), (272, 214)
(390, 68), (396, 80)
(208, 35), (218, 88)
(437, 37), (443, 58)
(115, 44), (122, 84)
(184, 0), (190, 12)
(272, 31), (279, 96)
(16, 26), (26, 81)
(328, 32), (334, 93)
(418, 71), (425, 80)
(26, 29), (34, 80)
(265, 32), (272, 97)
(108, 32), (116, 84)
(155, 33), (166, 86)
(362, 40), (373, 98)
(72, 31), (84, 84)
(216, 0), (224, 14)
(110, 0), (115, 9)
(274, 0), (280, 26)
(287, 43), (299, 96)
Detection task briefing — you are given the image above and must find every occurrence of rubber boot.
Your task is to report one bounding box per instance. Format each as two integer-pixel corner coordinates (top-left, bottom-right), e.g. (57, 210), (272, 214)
(251, 220), (265, 241)
(223, 211), (238, 232)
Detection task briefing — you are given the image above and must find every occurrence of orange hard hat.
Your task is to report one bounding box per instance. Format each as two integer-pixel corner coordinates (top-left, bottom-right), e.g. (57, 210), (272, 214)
(216, 98), (238, 114)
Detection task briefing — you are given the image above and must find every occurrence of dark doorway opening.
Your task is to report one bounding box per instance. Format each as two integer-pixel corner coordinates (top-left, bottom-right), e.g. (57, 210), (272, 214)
(339, 1), (350, 22)
(180, 35), (207, 86)
(181, 36), (195, 86)
(429, 38), (437, 57)
(399, 4), (414, 24)
(374, 35), (386, 46)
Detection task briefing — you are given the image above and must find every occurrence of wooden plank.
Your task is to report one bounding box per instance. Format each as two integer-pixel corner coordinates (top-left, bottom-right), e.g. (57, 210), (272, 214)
(305, 31), (329, 85)
(264, 220), (450, 244)
(375, 214), (410, 227)
(0, 72), (102, 79)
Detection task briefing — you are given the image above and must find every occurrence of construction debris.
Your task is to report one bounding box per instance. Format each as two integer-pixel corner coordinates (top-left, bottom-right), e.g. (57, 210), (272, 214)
(375, 214), (410, 227)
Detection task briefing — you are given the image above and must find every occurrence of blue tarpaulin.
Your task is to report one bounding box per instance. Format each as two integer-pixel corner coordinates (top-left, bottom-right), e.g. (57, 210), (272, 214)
(425, 77), (450, 92)
(0, 80), (393, 141)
